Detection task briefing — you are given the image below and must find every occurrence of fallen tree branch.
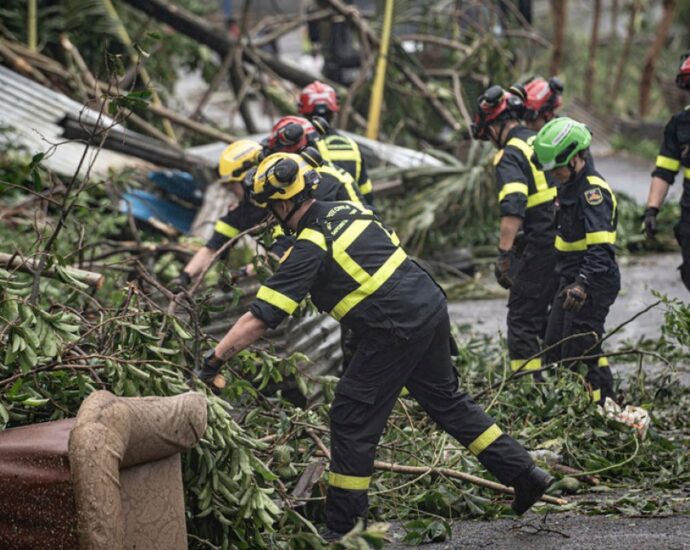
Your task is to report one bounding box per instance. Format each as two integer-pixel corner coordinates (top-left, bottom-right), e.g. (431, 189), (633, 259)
(306, 427), (567, 507)
(0, 252), (105, 289)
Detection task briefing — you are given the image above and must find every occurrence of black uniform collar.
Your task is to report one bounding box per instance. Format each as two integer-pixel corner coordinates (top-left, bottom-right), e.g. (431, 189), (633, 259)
(295, 201), (320, 233)
(561, 162), (594, 196)
(500, 124), (532, 149)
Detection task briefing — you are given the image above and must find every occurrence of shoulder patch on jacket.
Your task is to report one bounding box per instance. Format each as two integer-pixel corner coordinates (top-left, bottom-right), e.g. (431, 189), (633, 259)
(493, 150), (504, 166)
(584, 188), (603, 206)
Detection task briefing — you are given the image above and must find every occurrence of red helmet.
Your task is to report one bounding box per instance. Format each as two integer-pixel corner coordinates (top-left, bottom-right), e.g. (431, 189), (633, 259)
(268, 116), (319, 153)
(298, 81), (339, 118)
(676, 53), (690, 90)
(522, 77), (563, 121)
(471, 85), (523, 141)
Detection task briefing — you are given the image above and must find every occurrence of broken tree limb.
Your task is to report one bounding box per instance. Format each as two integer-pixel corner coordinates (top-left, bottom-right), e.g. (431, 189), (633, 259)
(119, 0), (323, 87)
(145, 101), (238, 143)
(373, 461), (568, 507)
(59, 34), (176, 147)
(100, 0), (178, 142)
(305, 428), (567, 508)
(0, 38), (51, 85)
(0, 253), (105, 290)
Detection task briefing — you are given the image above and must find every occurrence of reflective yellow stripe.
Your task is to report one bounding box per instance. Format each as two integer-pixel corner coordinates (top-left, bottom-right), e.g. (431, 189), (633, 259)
(390, 231), (400, 246)
(298, 228), (327, 250)
(586, 231), (616, 246)
(271, 225), (284, 238)
(498, 182), (529, 202)
(359, 179), (374, 195)
(656, 155), (680, 172)
(586, 176), (618, 224)
(214, 220), (240, 238)
(556, 231), (616, 251)
(598, 357), (609, 367)
(685, 168), (690, 179)
(591, 389), (601, 403)
(555, 236), (586, 251)
(256, 286), (299, 314)
(510, 358), (542, 372)
(331, 247), (407, 320)
(468, 424), (503, 456)
(507, 137), (549, 192)
(526, 187), (557, 208)
(320, 165), (362, 204)
(328, 472), (371, 490)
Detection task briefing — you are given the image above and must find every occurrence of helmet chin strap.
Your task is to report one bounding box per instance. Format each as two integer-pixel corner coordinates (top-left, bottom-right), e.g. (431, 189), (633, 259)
(271, 200), (303, 234)
(490, 121), (508, 149)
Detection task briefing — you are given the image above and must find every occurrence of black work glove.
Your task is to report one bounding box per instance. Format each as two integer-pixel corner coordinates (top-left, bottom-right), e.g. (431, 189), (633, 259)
(192, 350), (226, 394)
(642, 207), (659, 239)
(170, 271), (191, 293)
(494, 248), (514, 289)
(230, 265), (249, 285)
(560, 276), (588, 312)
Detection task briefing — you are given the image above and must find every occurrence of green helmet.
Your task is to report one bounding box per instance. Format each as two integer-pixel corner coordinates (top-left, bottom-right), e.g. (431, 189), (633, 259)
(533, 117), (591, 170)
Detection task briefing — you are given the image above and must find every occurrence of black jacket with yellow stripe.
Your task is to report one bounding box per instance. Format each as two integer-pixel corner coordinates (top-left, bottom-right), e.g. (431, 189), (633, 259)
(317, 130), (374, 204)
(554, 163), (619, 280)
(494, 125), (557, 247)
(652, 107), (690, 224)
(249, 201), (446, 338)
(206, 164), (364, 253)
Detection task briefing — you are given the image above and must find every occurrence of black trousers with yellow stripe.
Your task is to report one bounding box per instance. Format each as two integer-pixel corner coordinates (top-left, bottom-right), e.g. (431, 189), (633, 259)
(326, 310), (534, 533)
(507, 244), (558, 376)
(544, 274), (619, 404)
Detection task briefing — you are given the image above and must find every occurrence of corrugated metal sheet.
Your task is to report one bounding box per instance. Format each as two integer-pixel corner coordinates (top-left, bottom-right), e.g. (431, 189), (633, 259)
(0, 66), (151, 177)
(187, 131), (444, 169)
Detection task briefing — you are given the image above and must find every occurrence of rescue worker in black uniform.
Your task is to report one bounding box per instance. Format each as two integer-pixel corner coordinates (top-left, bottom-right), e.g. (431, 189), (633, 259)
(173, 140), (291, 289)
(533, 117), (618, 405)
(193, 153), (553, 542)
(270, 114), (367, 371)
(472, 85), (558, 378)
(644, 53), (690, 293)
(267, 115), (365, 205)
(297, 80), (374, 204)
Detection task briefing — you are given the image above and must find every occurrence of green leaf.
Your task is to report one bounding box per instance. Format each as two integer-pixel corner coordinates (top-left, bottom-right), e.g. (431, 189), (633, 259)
(0, 403), (9, 426)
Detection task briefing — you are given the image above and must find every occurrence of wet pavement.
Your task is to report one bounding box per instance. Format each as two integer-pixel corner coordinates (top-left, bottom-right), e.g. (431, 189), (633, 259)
(386, 513), (690, 549)
(448, 253), (690, 385)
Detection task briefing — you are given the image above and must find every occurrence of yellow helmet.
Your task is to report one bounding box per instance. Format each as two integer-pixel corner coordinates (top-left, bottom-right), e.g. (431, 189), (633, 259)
(218, 140), (263, 182)
(251, 152), (320, 207)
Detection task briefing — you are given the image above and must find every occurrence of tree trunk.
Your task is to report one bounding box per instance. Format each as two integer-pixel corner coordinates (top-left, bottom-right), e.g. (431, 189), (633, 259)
(549, 0), (568, 75)
(584, 0), (602, 107)
(605, 0), (620, 74)
(639, 0), (677, 117)
(118, 0), (323, 131)
(610, 0), (642, 107)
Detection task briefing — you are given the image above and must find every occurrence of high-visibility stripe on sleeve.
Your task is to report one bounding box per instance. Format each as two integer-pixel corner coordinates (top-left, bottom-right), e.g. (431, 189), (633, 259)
(510, 358), (542, 372)
(468, 424), (503, 456)
(598, 357), (609, 367)
(271, 225), (285, 238)
(555, 231), (616, 251)
(656, 155), (680, 172)
(586, 231), (616, 246)
(328, 472), (371, 490)
(359, 179), (374, 195)
(555, 236), (587, 251)
(684, 168), (690, 180)
(330, 247), (407, 320)
(297, 228), (327, 250)
(591, 388), (601, 403)
(214, 220), (240, 238)
(526, 187), (557, 208)
(498, 182), (529, 202)
(256, 286), (299, 314)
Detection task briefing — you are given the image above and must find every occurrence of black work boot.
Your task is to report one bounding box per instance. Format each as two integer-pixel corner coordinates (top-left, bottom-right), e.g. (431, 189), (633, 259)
(511, 465), (554, 515)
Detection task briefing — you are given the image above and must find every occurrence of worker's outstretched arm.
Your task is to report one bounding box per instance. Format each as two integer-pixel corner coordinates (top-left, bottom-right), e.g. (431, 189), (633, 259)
(184, 246), (216, 279)
(646, 176), (671, 209)
(214, 311), (267, 361)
